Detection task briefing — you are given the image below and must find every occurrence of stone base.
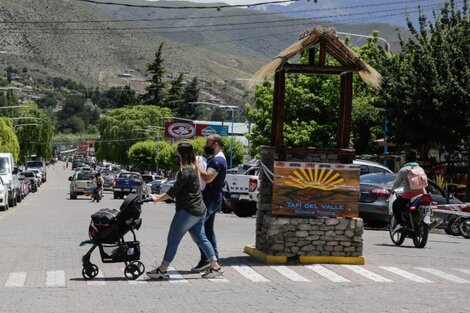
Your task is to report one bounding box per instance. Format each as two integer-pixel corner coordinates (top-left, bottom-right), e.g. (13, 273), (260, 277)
(244, 244), (365, 265)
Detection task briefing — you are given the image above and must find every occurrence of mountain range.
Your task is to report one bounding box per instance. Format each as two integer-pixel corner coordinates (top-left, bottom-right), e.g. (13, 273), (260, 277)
(0, 0), (422, 106)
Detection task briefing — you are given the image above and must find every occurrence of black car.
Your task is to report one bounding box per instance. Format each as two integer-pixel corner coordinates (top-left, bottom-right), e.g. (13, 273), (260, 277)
(359, 173), (462, 228)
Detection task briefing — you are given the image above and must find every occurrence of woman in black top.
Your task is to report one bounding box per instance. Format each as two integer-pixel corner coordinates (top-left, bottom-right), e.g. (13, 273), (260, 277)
(146, 143), (223, 280)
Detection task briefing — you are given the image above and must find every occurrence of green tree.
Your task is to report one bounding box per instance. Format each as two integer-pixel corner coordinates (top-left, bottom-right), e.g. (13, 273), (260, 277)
(97, 105), (172, 165)
(15, 103), (53, 161)
(142, 42), (166, 105)
(164, 73), (184, 112)
(0, 118), (19, 161)
(128, 140), (158, 171)
(381, 1), (470, 153)
(175, 77), (201, 120)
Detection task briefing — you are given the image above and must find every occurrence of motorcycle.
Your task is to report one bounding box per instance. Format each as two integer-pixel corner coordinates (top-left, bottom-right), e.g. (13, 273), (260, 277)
(389, 193), (433, 248)
(91, 186), (103, 203)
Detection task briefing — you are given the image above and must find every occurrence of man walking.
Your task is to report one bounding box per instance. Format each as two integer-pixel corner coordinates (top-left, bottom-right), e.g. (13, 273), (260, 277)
(192, 134), (227, 272)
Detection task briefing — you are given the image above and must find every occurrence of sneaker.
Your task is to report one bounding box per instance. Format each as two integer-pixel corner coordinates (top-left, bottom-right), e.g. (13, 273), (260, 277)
(201, 267), (224, 279)
(191, 260), (210, 273)
(146, 267), (170, 280)
(392, 224), (403, 233)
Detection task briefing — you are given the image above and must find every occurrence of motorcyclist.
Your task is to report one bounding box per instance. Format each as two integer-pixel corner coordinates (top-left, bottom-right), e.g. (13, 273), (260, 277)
(92, 172), (104, 202)
(391, 150), (427, 232)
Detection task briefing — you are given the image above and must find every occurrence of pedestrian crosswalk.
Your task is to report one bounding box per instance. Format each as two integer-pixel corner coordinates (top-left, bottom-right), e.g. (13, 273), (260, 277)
(2, 265), (470, 288)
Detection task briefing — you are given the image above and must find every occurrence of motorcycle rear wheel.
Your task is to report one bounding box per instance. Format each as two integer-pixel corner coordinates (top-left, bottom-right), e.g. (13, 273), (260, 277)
(412, 221), (429, 248)
(389, 216), (405, 246)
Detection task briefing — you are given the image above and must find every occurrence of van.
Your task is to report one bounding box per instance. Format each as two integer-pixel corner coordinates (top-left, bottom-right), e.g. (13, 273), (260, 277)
(0, 153), (18, 207)
(26, 158), (47, 182)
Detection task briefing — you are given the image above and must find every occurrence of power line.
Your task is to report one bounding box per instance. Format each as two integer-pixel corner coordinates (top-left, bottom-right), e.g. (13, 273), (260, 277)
(0, 0), (443, 24)
(1, 2), (451, 34)
(76, 0), (303, 10)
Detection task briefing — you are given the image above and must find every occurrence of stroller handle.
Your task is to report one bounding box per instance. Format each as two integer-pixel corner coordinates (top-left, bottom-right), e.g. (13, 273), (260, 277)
(137, 195), (154, 204)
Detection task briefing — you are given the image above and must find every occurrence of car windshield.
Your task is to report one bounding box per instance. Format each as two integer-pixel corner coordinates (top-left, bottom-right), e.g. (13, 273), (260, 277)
(142, 175), (153, 183)
(0, 157), (9, 174)
(27, 161), (43, 168)
(21, 172), (35, 178)
(77, 173), (94, 180)
(120, 173), (139, 179)
(360, 174), (397, 187)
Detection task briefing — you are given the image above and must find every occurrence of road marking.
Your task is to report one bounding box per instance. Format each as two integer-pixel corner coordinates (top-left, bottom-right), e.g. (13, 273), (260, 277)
(455, 269), (470, 275)
(379, 267), (433, 283)
(46, 270), (66, 287)
(168, 267), (188, 283)
(86, 270), (106, 286)
(5, 272), (27, 287)
(270, 266), (311, 282)
(305, 265), (350, 283)
(232, 266), (270, 282)
(416, 267), (470, 283)
(121, 268), (148, 284)
(343, 265), (393, 282)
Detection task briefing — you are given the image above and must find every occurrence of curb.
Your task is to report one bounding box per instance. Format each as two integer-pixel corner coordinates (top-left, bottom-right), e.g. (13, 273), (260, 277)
(244, 244), (365, 265)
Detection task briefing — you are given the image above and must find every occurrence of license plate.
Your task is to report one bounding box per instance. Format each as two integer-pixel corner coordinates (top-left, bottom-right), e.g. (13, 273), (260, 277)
(230, 194), (240, 199)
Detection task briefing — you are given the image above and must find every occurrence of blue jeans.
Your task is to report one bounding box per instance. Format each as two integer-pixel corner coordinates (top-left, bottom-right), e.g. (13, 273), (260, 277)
(199, 197), (222, 262)
(162, 209), (216, 266)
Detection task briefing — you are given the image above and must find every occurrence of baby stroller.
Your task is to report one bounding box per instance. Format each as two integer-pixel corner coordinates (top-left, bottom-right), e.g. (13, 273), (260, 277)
(80, 193), (151, 280)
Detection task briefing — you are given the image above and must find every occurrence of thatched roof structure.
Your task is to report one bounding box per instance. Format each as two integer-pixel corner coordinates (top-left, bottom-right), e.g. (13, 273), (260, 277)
(250, 27), (382, 89)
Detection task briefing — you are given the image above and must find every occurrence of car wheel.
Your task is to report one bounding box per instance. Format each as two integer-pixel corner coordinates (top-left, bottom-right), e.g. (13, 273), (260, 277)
(70, 192), (77, 200)
(458, 218), (470, 239)
(17, 193), (22, 203)
(233, 201), (256, 218)
(366, 221), (388, 229)
(113, 192), (118, 199)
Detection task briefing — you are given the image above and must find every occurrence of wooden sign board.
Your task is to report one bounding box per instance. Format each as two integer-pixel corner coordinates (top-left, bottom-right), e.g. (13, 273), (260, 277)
(272, 161), (360, 218)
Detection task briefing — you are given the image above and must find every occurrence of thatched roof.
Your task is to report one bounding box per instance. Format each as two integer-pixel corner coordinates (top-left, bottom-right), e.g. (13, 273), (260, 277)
(250, 27), (382, 89)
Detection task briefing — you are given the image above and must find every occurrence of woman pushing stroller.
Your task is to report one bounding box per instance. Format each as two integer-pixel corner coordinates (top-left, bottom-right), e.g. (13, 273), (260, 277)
(146, 142), (223, 280)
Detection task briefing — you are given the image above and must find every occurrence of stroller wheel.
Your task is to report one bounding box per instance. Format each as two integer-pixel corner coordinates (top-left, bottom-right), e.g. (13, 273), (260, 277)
(133, 261), (145, 275)
(82, 264), (99, 280)
(124, 263), (142, 280)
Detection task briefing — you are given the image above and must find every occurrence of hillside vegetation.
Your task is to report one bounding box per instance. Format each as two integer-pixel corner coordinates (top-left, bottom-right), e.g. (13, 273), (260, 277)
(0, 0), (407, 106)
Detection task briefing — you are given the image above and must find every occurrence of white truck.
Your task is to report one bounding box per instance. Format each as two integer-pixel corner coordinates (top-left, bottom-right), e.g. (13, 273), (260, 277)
(223, 167), (260, 217)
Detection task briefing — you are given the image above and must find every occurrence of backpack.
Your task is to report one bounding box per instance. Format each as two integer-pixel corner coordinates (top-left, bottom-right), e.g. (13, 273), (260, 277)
(407, 166), (428, 190)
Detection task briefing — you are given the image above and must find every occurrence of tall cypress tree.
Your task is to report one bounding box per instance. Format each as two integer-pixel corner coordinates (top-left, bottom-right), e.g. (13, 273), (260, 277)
(142, 42), (166, 105)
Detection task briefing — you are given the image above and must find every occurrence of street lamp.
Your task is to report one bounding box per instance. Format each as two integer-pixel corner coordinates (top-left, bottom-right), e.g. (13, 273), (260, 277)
(336, 31), (391, 53)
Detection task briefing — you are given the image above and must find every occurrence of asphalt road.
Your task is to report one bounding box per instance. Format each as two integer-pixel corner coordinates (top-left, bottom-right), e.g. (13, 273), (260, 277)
(0, 162), (469, 313)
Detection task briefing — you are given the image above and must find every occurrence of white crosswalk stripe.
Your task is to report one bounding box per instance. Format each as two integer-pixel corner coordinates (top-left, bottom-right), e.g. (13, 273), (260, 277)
(379, 267), (433, 283)
(46, 270), (66, 287)
(5, 272), (27, 287)
(455, 269), (470, 275)
(416, 267), (470, 283)
(232, 266), (270, 282)
(86, 270), (106, 286)
(5, 265), (470, 288)
(343, 265), (393, 282)
(305, 265), (350, 283)
(168, 267), (188, 283)
(271, 266), (311, 282)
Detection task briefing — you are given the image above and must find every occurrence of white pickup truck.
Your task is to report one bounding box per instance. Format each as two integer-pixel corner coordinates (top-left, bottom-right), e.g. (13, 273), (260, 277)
(223, 167), (260, 217)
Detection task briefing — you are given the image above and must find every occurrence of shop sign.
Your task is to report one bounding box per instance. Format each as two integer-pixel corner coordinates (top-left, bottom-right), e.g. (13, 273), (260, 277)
(196, 124), (229, 137)
(272, 161), (360, 218)
(164, 122), (196, 139)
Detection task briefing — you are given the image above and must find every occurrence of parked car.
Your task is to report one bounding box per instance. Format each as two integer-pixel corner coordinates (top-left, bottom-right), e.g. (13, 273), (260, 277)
(160, 179), (176, 203)
(100, 169), (116, 191)
(359, 173), (463, 228)
(69, 171), (95, 199)
(30, 169), (43, 187)
(353, 159), (393, 175)
(26, 158), (47, 182)
(17, 173), (30, 197)
(0, 176), (9, 211)
(21, 171), (38, 192)
(0, 153), (18, 208)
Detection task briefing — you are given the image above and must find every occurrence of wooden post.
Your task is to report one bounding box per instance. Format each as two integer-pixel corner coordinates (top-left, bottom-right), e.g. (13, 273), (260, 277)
(309, 47), (316, 65)
(271, 69), (285, 146)
(337, 72), (353, 149)
(319, 39), (327, 66)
